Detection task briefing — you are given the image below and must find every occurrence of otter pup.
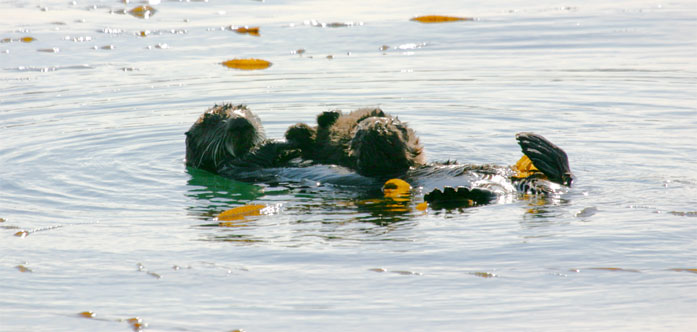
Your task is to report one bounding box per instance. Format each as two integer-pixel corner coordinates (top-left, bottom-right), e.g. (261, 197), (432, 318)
(185, 104), (299, 173)
(285, 108), (425, 177)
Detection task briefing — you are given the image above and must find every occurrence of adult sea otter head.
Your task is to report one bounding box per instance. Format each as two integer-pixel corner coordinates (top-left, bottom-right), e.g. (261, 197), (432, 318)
(349, 116), (424, 177)
(185, 104), (265, 172)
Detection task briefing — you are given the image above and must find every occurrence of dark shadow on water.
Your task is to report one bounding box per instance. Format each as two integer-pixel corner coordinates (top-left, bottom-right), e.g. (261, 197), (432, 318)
(185, 167), (266, 219)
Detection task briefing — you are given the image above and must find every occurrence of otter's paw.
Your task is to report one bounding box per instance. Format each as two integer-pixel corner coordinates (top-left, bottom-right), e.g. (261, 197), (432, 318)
(317, 110), (342, 128)
(285, 123), (316, 148)
(424, 186), (497, 208)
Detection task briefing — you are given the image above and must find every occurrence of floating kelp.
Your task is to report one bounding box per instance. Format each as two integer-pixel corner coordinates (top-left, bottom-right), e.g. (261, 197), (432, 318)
(669, 268), (697, 274)
(128, 5), (156, 19)
(221, 58), (272, 70)
(471, 271), (496, 278)
(78, 311), (96, 318)
(231, 26), (260, 36)
(410, 15), (471, 23)
(1, 37), (36, 43)
(16, 265), (32, 272)
(78, 311), (148, 331)
(217, 204), (268, 223)
(126, 317), (147, 331)
(382, 178), (411, 200)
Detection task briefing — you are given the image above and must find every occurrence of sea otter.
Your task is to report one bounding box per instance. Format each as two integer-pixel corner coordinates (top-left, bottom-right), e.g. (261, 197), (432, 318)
(186, 104), (573, 208)
(185, 104), (300, 174)
(285, 108), (425, 177)
(283, 108), (573, 204)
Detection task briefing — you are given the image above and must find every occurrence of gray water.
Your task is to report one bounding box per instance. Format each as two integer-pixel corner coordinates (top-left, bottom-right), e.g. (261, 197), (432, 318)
(1, 0), (696, 331)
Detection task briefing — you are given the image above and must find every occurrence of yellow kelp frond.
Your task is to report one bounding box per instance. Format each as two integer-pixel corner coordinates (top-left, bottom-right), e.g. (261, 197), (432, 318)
(217, 204), (267, 221)
(410, 15), (471, 23)
(234, 26), (260, 36)
(514, 155), (539, 178)
(222, 58), (272, 70)
(382, 178), (411, 200)
(128, 5), (156, 19)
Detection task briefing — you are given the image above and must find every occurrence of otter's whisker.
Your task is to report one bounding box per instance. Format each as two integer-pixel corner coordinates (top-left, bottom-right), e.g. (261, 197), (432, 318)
(198, 128), (223, 168)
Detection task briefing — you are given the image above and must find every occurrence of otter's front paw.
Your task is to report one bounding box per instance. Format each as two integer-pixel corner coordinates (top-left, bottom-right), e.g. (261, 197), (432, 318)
(317, 110), (342, 128)
(285, 123), (316, 149)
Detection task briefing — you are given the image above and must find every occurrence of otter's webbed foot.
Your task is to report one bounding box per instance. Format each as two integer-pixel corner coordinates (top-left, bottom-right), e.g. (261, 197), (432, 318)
(516, 132), (574, 187)
(424, 186), (497, 209)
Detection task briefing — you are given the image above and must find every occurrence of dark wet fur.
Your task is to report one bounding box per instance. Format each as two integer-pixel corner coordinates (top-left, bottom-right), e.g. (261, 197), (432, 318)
(285, 108), (425, 177)
(185, 104), (280, 172)
(186, 104), (573, 208)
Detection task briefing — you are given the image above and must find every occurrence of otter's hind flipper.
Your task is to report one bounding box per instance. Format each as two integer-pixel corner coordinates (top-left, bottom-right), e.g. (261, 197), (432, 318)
(424, 186), (497, 208)
(515, 132), (573, 186)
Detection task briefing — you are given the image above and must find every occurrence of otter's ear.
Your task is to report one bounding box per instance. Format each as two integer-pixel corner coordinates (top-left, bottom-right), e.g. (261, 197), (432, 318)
(317, 110), (341, 128)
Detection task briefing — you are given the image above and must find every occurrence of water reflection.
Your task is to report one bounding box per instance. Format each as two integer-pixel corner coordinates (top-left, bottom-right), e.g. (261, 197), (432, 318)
(185, 167), (266, 218)
(520, 195), (571, 225)
(187, 170), (425, 243)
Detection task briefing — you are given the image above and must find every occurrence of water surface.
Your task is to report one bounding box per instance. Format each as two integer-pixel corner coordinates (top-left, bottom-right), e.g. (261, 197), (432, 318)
(1, 0), (696, 331)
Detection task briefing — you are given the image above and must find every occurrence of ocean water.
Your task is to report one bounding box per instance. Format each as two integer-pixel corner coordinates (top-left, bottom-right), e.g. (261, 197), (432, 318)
(1, 0), (696, 331)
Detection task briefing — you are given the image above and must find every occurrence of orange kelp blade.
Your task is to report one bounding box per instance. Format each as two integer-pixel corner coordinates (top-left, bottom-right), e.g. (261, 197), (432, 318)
(382, 178), (411, 200)
(514, 155), (539, 178)
(235, 26), (260, 36)
(410, 15), (471, 23)
(217, 204), (267, 221)
(222, 58), (272, 70)
(128, 5), (156, 19)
